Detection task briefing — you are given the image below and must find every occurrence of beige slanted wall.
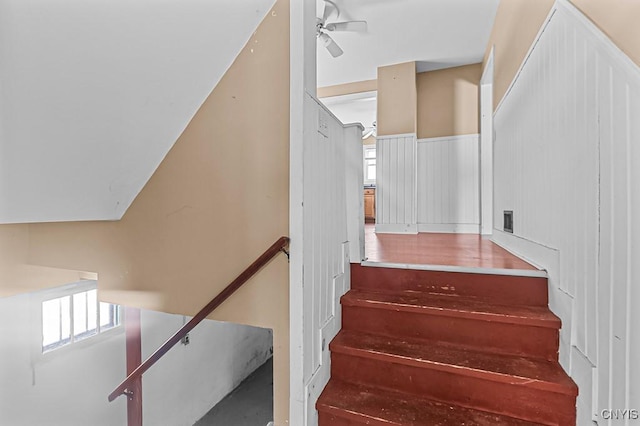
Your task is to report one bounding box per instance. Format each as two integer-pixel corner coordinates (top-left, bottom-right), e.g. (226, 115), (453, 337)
(0, 0), (291, 424)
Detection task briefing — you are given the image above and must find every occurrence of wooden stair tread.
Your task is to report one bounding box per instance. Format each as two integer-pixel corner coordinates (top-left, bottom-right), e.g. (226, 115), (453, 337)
(317, 380), (544, 426)
(351, 265), (549, 306)
(321, 267), (577, 425)
(331, 330), (577, 396)
(342, 290), (561, 328)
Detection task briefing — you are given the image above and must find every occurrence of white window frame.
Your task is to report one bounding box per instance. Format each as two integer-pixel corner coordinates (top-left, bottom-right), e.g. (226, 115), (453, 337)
(363, 145), (376, 186)
(36, 280), (122, 356)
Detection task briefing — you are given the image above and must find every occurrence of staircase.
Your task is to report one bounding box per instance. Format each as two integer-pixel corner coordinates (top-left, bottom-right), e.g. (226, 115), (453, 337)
(317, 265), (577, 425)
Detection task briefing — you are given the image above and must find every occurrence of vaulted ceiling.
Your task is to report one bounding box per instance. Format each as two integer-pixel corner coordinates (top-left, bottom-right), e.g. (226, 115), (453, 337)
(0, 0), (274, 223)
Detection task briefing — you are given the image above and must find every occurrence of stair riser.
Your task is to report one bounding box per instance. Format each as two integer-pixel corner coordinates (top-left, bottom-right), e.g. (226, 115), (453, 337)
(352, 265), (548, 306)
(343, 306), (559, 360)
(331, 353), (576, 426)
(318, 412), (383, 426)
(318, 411), (527, 426)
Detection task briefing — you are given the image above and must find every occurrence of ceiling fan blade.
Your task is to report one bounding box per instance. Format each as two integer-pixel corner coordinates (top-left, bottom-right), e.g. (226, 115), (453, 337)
(323, 0), (339, 23)
(319, 32), (343, 58)
(363, 129), (375, 139)
(325, 21), (367, 33)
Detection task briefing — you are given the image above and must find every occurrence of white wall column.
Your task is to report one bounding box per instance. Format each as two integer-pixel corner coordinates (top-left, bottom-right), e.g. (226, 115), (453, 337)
(480, 48), (494, 235)
(289, 0), (316, 423)
(344, 124), (365, 263)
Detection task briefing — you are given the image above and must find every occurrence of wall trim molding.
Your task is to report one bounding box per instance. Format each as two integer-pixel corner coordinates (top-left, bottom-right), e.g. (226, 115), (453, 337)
(491, 229), (573, 371)
(377, 132), (417, 140)
(417, 133), (480, 144)
(557, 0), (640, 80)
(418, 223), (480, 234)
(375, 223), (418, 234)
(495, 7), (557, 114)
(496, 0), (640, 115)
(491, 229), (557, 273)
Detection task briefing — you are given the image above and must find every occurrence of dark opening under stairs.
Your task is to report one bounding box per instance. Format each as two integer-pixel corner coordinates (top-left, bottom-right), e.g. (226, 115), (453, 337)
(317, 265), (578, 425)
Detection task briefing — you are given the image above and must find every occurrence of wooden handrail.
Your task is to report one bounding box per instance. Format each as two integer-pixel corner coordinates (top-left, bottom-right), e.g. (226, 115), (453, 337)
(108, 236), (290, 402)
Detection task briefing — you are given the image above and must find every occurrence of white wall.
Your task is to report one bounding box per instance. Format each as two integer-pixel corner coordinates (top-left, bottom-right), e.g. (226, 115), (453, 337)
(376, 133), (480, 234)
(0, 0), (274, 223)
(141, 310), (273, 426)
(0, 291), (127, 426)
(492, 1), (640, 424)
(0, 286), (273, 426)
(417, 135), (480, 233)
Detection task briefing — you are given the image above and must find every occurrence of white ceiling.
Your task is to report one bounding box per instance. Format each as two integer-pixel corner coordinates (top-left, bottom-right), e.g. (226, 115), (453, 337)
(0, 0), (274, 223)
(321, 91), (377, 131)
(0, 0), (497, 223)
(316, 0), (500, 88)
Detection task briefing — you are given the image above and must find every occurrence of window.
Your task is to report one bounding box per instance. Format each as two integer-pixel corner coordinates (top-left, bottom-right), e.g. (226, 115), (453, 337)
(364, 146), (376, 184)
(42, 284), (121, 353)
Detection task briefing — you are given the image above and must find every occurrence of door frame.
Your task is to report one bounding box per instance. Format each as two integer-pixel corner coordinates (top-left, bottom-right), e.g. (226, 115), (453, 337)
(480, 47), (495, 235)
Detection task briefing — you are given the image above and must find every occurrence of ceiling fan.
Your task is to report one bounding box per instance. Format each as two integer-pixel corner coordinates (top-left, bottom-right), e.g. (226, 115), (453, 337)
(317, 0), (367, 58)
(363, 121), (376, 139)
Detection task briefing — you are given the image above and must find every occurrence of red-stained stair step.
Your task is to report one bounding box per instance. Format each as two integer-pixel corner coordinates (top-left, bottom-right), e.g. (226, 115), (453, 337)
(330, 330), (577, 425)
(341, 290), (560, 360)
(352, 264), (549, 306)
(317, 380), (545, 426)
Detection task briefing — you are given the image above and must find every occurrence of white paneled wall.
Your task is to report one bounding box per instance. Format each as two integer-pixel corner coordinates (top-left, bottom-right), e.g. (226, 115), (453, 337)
(417, 135), (480, 233)
(377, 133), (480, 234)
(302, 94), (352, 424)
(376, 134), (417, 233)
(492, 1), (640, 424)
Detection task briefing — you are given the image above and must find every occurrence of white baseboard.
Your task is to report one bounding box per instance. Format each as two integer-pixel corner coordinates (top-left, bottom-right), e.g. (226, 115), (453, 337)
(491, 229), (556, 272)
(491, 229), (574, 369)
(375, 223), (418, 234)
(417, 223), (480, 234)
(570, 346), (597, 424)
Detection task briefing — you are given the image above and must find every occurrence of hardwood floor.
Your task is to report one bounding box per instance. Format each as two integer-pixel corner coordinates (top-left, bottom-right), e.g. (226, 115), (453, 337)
(364, 224), (537, 271)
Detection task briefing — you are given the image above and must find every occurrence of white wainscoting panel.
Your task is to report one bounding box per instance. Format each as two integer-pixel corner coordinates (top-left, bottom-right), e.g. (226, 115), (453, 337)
(417, 135), (480, 233)
(376, 134), (417, 233)
(301, 94), (353, 424)
(493, 0), (640, 423)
